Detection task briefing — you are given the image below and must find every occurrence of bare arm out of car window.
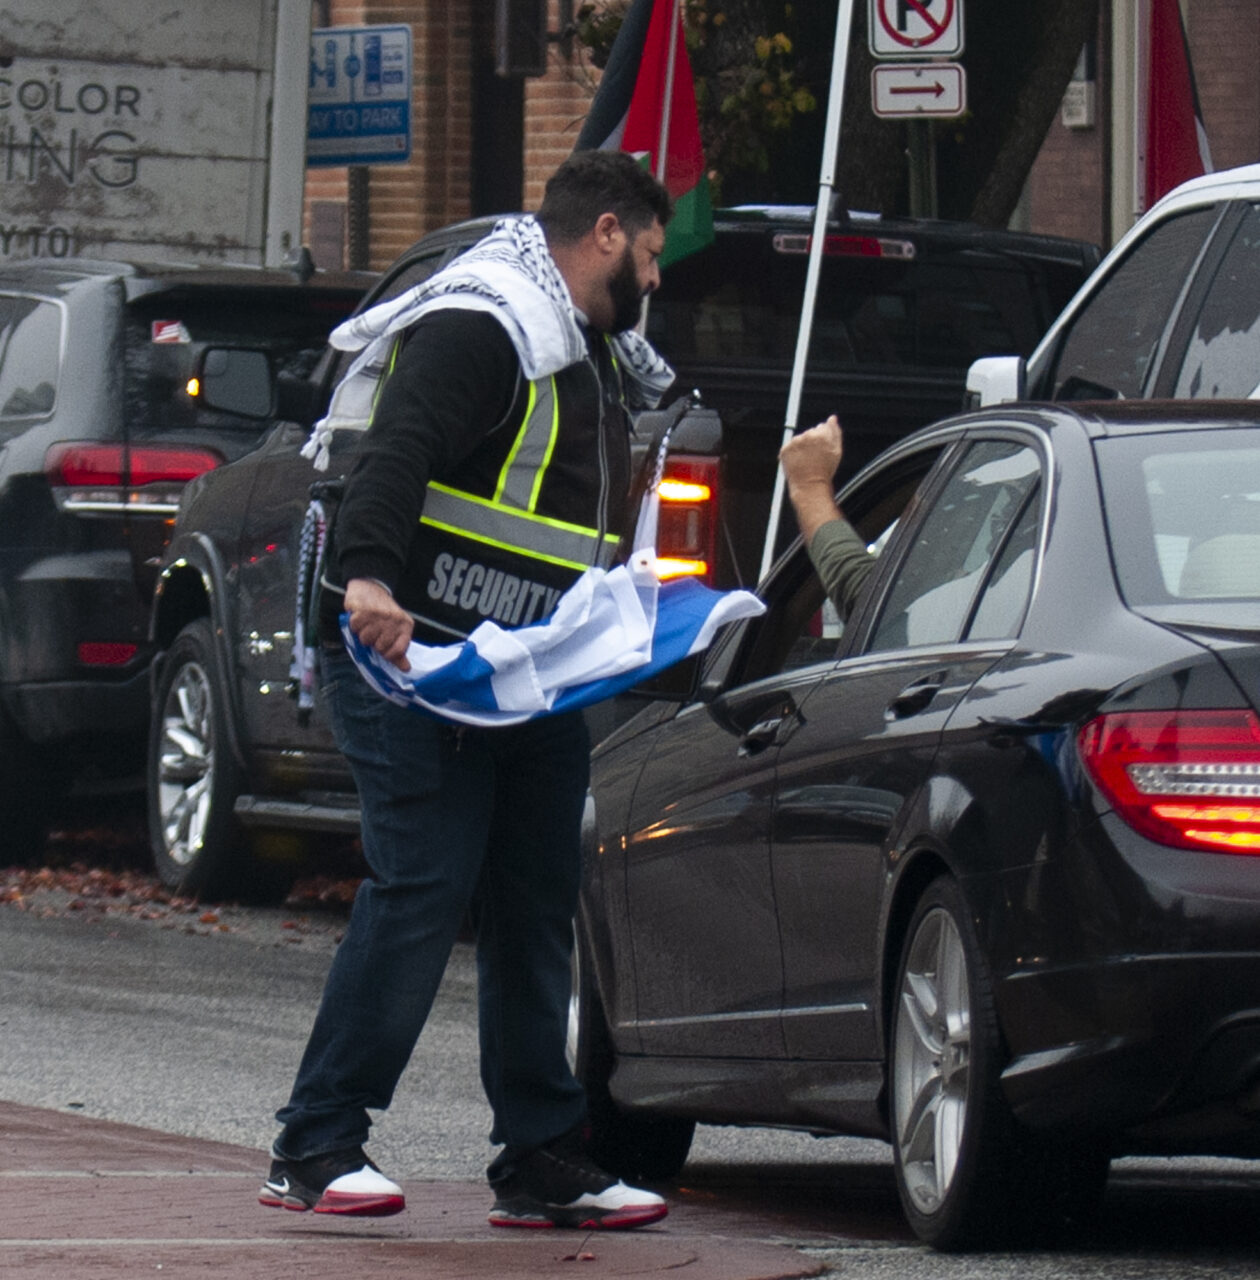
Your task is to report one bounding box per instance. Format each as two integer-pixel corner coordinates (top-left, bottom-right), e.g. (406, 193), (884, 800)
(781, 416), (876, 618)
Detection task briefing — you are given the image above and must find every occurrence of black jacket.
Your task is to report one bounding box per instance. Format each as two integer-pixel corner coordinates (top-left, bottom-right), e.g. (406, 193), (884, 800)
(322, 307), (635, 643)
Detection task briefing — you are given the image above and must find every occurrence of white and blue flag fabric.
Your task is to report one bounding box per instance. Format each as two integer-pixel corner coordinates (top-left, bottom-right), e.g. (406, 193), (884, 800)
(340, 549), (764, 727)
(339, 431), (765, 727)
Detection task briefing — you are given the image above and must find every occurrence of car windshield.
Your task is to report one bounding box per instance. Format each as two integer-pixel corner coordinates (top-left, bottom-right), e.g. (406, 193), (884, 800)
(1096, 427), (1260, 614)
(123, 288), (358, 442)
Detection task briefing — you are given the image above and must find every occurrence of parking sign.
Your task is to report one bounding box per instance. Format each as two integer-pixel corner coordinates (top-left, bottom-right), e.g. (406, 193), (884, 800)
(307, 25), (412, 167)
(869, 0), (964, 58)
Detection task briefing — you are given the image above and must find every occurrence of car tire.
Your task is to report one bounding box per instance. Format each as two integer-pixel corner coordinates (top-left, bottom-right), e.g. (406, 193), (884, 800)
(889, 874), (1021, 1250)
(147, 619), (283, 903)
(0, 698), (51, 861)
(570, 925), (694, 1183)
(890, 875), (1111, 1249)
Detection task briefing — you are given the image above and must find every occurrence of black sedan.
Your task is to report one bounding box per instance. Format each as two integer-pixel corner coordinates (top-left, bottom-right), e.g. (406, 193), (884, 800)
(570, 400), (1260, 1250)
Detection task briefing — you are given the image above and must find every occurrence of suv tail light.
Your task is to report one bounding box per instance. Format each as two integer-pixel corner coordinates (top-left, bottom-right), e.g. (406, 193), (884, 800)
(655, 454), (719, 583)
(44, 442), (222, 515)
(1079, 710), (1260, 853)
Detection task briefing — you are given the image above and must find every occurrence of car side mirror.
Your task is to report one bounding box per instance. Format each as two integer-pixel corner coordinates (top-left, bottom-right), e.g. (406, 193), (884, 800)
(965, 355), (1026, 408)
(197, 347), (274, 418)
(622, 651), (705, 704)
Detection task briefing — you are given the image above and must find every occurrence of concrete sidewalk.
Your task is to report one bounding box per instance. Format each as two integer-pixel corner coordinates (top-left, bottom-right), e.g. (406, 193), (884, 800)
(0, 1101), (822, 1279)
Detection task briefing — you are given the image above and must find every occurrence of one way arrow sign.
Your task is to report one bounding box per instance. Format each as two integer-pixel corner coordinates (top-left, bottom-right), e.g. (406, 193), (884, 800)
(871, 63), (966, 118)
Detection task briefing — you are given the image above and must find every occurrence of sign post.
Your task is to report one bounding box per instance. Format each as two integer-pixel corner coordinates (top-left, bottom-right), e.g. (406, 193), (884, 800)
(867, 0), (966, 217)
(307, 25), (413, 167)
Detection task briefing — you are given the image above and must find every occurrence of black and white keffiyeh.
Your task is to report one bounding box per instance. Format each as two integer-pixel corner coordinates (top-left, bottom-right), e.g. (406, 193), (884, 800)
(302, 215), (675, 470)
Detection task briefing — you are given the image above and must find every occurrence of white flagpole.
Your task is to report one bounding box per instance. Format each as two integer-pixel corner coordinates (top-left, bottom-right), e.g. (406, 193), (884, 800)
(656, 0), (682, 182)
(638, 0), (681, 335)
(758, 0), (858, 584)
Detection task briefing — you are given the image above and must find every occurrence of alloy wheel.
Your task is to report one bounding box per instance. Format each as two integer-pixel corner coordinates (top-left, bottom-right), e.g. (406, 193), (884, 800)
(892, 904), (972, 1217)
(155, 660), (216, 868)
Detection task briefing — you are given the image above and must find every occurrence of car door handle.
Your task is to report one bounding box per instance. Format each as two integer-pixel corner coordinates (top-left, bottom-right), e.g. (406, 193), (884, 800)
(738, 709), (801, 756)
(886, 672), (946, 720)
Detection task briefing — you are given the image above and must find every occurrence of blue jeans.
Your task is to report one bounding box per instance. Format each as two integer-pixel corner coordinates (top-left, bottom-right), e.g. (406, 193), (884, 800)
(274, 649), (589, 1162)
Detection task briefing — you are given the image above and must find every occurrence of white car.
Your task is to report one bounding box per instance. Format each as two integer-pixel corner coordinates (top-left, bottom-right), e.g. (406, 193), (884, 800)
(968, 162), (1260, 406)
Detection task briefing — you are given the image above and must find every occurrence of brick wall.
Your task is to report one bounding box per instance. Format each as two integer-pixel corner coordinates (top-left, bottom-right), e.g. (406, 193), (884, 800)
(1025, 0), (1260, 252)
(1025, 114), (1107, 247)
(523, 1), (600, 211)
(302, 0), (481, 270)
(1189, 0), (1260, 171)
(300, 0), (597, 270)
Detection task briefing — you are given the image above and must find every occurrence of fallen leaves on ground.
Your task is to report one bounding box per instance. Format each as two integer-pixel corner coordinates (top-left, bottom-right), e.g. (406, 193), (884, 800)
(2, 804), (362, 938)
(0, 863), (215, 929)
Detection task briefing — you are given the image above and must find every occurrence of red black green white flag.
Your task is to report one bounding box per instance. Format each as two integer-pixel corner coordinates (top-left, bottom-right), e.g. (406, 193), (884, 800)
(575, 0), (713, 268)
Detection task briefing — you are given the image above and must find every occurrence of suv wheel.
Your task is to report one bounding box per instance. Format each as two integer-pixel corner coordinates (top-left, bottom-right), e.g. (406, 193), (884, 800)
(0, 699), (52, 860)
(148, 619), (247, 900)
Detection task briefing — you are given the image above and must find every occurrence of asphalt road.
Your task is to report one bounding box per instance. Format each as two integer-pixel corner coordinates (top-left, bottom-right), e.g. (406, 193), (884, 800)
(5, 818), (1260, 1277)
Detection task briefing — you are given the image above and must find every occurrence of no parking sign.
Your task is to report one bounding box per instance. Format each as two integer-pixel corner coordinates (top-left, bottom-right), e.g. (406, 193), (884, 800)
(869, 0), (964, 58)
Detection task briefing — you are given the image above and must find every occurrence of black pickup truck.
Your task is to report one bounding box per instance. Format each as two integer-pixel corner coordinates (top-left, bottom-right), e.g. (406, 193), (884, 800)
(0, 258), (370, 856)
(146, 207), (1100, 900)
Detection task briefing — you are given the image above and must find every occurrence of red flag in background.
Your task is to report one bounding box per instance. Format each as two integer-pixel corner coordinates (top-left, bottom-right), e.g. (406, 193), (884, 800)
(1144, 0), (1213, 208)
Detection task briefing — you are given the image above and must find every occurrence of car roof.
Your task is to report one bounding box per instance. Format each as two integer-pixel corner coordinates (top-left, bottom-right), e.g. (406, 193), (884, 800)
(1061, 399), (1260, 438)
(1144, 161), (1260, 216)
(0, 256), (374, 299)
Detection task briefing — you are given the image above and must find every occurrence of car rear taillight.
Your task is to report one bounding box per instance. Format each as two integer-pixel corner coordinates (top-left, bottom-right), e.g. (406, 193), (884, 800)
(773, 232), (916, 259)
(1079, 710), (1260, 853)
(44, 442), (222, 515)
(655, 454), (719, 583)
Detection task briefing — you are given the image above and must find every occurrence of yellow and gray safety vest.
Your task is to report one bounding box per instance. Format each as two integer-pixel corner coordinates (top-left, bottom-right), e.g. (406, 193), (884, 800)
(405, 333), (633, 639)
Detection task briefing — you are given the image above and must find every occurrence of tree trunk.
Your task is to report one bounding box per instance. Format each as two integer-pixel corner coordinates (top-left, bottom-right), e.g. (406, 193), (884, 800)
(945, 0), (1101, 225)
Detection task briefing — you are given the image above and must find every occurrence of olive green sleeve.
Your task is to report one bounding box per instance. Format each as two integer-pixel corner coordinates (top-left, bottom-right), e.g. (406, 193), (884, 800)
(808, 518), (877, 620)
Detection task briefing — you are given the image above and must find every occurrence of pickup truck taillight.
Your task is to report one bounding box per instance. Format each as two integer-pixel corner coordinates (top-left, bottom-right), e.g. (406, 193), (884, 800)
(773, 232), (916, 259)
(44, 442), (222, 516)
(655, 454), (719, 583)
(1079, 709), (1260, 853)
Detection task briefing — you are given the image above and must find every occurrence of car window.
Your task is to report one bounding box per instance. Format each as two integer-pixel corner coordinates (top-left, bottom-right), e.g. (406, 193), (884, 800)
(1095, 427), (1260, 606)
(0, 294), (61, 424)
(1047, 205), (1219, 400)
(124, 290), (359, 440)
(1170, 203), (1260, 399)
(723, 449), (946, 689)
(965, 482), (1041, 640)
(867, 440), (1041, 652)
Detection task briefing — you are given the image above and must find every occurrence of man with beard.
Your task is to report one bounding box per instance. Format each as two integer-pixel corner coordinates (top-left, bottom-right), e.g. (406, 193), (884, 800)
(259, 151), (675, 1231)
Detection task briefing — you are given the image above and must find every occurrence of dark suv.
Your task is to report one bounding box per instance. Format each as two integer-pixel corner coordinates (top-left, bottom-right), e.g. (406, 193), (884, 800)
(147, 208), (1099, 900)
(0, 258), (370, 853)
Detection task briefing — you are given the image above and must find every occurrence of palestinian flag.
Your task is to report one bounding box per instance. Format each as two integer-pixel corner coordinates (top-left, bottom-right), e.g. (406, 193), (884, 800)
(1144, 0), (1212, 209)
(575, 0), (713, 268)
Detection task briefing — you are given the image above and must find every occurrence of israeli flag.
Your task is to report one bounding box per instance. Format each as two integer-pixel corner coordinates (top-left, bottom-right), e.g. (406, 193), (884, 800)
(342, 547), (764, 727)
(340, 425), (765, 726)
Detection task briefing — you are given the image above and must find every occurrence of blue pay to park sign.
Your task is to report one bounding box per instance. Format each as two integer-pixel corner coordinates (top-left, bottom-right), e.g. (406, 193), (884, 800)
(308, 25), (412, 167)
